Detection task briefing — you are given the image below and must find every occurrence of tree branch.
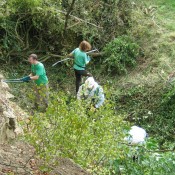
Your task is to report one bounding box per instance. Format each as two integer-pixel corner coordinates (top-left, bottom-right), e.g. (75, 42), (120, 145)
(88, 52), (104, 57)
(64, 0), (76, 34)
(56, 10), (102, 29)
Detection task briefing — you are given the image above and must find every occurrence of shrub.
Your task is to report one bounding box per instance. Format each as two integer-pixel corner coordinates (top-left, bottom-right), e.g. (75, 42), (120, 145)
(109, 140), (175, 175)
(24, 88), (175, 175)
(103, 35), (140, 74)
(25, 90), (129, 173)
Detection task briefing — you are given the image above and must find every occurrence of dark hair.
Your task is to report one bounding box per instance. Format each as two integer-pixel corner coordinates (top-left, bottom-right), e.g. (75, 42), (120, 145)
(29, 54), (38, 60)
(79, 41), (92, 52)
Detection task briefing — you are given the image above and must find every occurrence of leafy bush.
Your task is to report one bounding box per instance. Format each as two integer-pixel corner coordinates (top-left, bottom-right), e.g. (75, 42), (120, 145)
(25, 90), (129, 173)
(0, 0), (133, 63)
(103, 35), (140, 74)
(109, 140), (175, 175)
(112, 81), (175, 145)
(24, 89), (175, 174)
(8, 0), (42, 12)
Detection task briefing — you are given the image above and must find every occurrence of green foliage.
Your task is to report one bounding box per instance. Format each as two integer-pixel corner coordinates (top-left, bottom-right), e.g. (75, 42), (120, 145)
(25, 90), (129, 173)
(109, 142), (175, 175)
(0, 0), (66, 63)
(103, 36), (140, 74)
(112, 81), (175, 146)
(2, 0), (175, 174)
(8, 0), (42, 12)
(0, 0), (133, 63)
(154, 85), (175, 142)
(23, 89), (175, 174)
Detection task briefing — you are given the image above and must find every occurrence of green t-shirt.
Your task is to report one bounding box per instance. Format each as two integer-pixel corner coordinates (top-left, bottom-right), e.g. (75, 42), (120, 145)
(31, 62), (48, 86)
(72, 48), (91, 70)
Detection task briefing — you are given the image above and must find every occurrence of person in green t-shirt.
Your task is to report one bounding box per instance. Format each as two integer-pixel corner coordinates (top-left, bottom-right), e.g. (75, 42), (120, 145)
(21, 54), (49, 110)
(68, 41), (92, 93)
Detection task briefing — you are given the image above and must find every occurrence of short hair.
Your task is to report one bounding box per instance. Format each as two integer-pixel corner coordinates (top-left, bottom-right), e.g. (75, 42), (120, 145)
(79, 41), (92, 52)
(29, 54), (38, 60)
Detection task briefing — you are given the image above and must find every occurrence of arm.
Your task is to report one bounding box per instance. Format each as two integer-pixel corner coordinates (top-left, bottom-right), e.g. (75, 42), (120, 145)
(68, 48), (77, 58)
(28, 72), (38, 80)
(21, 74), (39, 82)
(31, 64), (44, 80)
(30, 75), (39, 80)
(95, 87), (105, 108)
(68, 53), (74, 58)
(21, 67), (38, 82)
(84, 55), (91, 65)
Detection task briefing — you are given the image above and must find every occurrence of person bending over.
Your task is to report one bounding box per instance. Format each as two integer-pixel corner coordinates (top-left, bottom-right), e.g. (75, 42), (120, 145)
(77, 77), (105, 108)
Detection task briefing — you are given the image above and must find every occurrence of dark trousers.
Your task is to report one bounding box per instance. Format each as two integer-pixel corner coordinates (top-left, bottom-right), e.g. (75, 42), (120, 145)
(74, 69), (92, 93)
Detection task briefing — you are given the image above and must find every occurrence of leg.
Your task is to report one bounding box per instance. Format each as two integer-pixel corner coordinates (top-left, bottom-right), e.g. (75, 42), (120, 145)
(34, 84), (49, 111)
(78, 70), (92, 89)
(75, 70), (82, 93)
(34, 85), (40, 109)
(74, 69), (92, 93)
(38, 84), (49, 110)
(80, 70), (92, 77)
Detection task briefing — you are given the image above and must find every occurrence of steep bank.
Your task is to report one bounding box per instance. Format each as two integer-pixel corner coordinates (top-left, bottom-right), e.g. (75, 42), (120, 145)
(0, 74), (90, 175)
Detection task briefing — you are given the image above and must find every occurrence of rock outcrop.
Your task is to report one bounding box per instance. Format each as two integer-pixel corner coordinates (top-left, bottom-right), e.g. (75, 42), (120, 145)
(0, 74), (23, 143)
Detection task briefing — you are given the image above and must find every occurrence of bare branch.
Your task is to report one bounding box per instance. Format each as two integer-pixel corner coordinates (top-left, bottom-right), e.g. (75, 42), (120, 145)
(64, 0), (76, 33)
(56, 10), (102, 29)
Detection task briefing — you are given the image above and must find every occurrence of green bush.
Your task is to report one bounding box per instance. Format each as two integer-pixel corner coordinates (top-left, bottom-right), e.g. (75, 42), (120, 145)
(103, 35), (140, 74)
(24, 89), (175, 174)
(25, 90), (129, 173)
(0, 0), (133, 64)
(8, 0), (42, 13)
(109, 141), (175, 175)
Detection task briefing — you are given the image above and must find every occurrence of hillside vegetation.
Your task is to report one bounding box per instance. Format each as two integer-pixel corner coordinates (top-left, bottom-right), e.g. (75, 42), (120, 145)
(0, 0), (175, 174)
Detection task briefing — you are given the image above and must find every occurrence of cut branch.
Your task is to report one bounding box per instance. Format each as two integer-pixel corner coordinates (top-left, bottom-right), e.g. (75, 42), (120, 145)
(88, 52), (104, 57)
(67, 21), (81, 29)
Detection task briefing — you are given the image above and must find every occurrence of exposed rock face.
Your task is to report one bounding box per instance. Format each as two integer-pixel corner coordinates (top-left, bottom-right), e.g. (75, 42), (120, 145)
(0, 74), (23, 143)
(0, 141), (38, 175)
(0, 74), (41, 174)
(0, 74), (90, 175)
(50, 158), (90, 175)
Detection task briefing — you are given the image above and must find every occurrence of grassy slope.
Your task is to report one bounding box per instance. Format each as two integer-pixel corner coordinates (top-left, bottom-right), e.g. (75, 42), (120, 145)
(107, 0), (175, 145)
(113, 0), (175, 86)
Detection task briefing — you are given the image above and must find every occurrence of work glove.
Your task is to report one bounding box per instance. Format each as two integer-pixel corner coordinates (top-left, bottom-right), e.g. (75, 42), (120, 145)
(20, 76), (31, 82)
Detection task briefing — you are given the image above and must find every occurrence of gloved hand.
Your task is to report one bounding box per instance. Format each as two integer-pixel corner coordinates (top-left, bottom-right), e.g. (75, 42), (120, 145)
(20, 76), (31, 82)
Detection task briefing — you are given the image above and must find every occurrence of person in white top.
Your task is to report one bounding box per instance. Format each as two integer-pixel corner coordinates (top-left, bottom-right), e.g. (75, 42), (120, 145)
(125, 126), (147, 145)
(77, 77), (105, 108)
(124, 126), (148, 161)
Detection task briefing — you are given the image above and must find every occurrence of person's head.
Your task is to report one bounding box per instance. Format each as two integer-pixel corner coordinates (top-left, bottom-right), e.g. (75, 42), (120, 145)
(85, 77), (96, 90)
(28, 54), (38, 64)
(79, 41), (92, 52)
